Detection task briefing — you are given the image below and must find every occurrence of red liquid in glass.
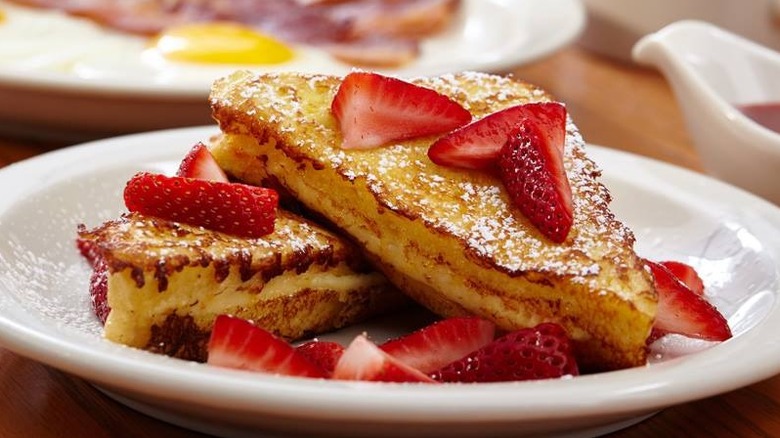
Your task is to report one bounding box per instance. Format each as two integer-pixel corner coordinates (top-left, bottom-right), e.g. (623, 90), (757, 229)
(738, 103), (780, 134)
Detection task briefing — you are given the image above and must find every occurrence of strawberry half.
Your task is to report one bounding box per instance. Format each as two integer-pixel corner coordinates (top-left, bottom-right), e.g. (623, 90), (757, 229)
(647, 261), (731, 341)
(428, 102), (566, 170)
(497, 118), (573, 243)
(176, 142), (229, 182)
(123, 172), (278, 238)
(331, 71), (471, 149)
(296, 341), (345, 377)
(431, 323), (579, 383)
(207, 315), (327, 378)
(332, 335), (437, 383)
(380, 317), (496, 373)
(659, 260), (705, 295)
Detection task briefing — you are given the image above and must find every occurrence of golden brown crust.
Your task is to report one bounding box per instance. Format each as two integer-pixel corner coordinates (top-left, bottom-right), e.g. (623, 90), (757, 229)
(79, 211), (409, 353)
(79, 210), (369, 287)
(209, 71), (657, 371)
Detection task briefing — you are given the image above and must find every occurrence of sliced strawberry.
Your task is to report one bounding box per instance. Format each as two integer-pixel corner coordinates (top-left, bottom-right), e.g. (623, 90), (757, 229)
(659, 260), (705, 295)
(207, 315), (327, 378)
(296, 340), (345, 377)
(76, 234), (101, 268)
(497, 118), (572, 243)
(431, 323), (578, 383)
(331, 71), (471, 149)
(176, 142), (229, 182)
(428, 102), (566, 170)
(379, 317), (495, 373)
(123, 172), (278, 238)
(332, 335), (437, 383)
(647, 261), (731, 341)
(90, 256), (110, 325)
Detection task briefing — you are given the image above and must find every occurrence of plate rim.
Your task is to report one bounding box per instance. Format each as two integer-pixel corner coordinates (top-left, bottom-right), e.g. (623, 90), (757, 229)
(1, 125), (780, 426)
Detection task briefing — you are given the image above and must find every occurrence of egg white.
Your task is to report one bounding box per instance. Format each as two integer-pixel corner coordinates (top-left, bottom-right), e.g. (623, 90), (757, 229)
(0, 0), (351, 92)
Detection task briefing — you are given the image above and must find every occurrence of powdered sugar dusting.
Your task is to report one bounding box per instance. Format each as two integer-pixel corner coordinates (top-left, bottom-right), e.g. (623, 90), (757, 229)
(212, 71), (639, 285)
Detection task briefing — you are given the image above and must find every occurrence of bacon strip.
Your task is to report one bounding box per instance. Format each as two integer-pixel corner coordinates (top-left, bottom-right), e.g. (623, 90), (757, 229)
(5, 0), (461, 67)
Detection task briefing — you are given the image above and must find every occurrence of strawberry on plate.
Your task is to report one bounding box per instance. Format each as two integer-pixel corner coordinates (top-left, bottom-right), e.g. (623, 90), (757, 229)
(658, 260), (705, 295)
(176, 142), (229, 182)
(331, 71), (471, 149)
(123, 172), (278, 238)
(332, 335), (437, 383)
(380, 317), (496, 373)
(431, 323), (579, 383)
(296, 341), (345, 377)
(497, 117), (572, 243)
(647, 261), (731, 341)
(427, 102), (566, 170)
(207, 315), (327, 378)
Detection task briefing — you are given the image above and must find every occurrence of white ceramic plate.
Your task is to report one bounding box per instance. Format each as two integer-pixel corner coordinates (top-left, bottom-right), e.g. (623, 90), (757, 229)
(0, 0), (585, 138)
(1, 126), (779, 438)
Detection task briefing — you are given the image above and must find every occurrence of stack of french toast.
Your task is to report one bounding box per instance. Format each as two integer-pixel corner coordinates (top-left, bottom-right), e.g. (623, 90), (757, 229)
(77, 69), (731, 374)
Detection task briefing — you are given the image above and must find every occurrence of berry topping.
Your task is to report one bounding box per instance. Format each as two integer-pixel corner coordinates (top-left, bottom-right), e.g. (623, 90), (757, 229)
(296, 340), (345, 377)
(647, 261), (731, 341)
(427, 102), (566, 170)
(380, 317), (496, 373)
(176, 142), (229, 182)
(123, 172), (278, 238)
(89, 256), (110, 325)
(331, 71), (471, 149)
(207, 315), (327, 378)
(430, 323), (579, 383)
(658, 260), (705, 295)
(497, 115), (572, 243)
(332, 335), (437, 383)
(76, 234), (101, 268)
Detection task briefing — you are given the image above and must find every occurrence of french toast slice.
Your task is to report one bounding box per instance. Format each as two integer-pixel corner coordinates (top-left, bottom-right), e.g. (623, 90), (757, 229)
(209, 71), (657, 371)
(77, 210), (407, 362)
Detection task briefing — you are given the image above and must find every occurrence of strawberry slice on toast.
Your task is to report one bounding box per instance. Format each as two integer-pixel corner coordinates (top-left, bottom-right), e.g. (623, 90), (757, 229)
(331, 71), (471, 149)
(176, 142), (229, 182)
(427, 102), (566, 170)
(498, 117), (572, 243)
(123, 172), (278, 238)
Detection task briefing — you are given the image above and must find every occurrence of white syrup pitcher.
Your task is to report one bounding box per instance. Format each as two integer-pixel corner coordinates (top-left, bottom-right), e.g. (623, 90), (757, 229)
(632, 20), (780, 205)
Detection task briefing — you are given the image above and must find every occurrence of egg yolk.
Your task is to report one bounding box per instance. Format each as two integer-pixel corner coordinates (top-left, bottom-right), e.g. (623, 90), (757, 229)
(0, 10), (5, 24)
(151, 23), (294, 65)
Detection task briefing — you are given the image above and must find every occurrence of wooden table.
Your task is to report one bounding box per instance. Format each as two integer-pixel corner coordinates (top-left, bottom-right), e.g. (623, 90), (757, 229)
(1, 46), (778, 437)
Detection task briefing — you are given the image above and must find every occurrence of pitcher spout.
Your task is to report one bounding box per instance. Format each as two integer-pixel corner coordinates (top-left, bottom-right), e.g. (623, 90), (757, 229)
(632, 21), (780, 205)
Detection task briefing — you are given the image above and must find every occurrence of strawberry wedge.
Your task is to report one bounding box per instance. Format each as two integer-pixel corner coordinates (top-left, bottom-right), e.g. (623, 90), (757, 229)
(380, 317), (495, 373)
(333, 335), (437, 383)
(498, 117), (572, 243)
(296, 341), (345, 377)
(431, 323), (579, 383)
(658, 260), (705, 295)
(207, 315), (327, 378)
(176, 142), (229, 182)
(428, 102), (566, 170)
(123, 172), (278, 238)
(647, 261), (731, 341)
(331, 71), (471, 149)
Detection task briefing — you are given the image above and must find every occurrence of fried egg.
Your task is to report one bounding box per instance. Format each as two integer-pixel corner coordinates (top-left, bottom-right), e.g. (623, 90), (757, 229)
(148, 23), (295, 66)
(0, 0), (339, 92)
